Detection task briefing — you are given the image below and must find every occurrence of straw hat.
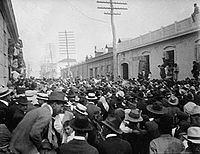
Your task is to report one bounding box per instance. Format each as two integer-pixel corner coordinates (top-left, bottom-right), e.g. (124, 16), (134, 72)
(125, 109), (143, 122)
(183, 102), (196, 115)
(190, 105), (200, 116)
(37, 93), (48, 101)
(74, 103), (88, 116)
(0, 86), (12, 98)
(86, 93), (97, 100)
(183, 126), (200, 144)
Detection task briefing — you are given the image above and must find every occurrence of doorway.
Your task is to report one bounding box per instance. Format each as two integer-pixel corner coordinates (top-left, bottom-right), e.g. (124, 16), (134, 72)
(121, 63), (129, 80)
(138, 55), (150, 78)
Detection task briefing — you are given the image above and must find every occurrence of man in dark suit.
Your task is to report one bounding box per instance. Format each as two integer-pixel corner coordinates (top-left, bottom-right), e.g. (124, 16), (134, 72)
(9, 91), (65, 154)
(97, 114), (132, 154)
(6, 96), (28, 132)
(59, 115), (99, 154)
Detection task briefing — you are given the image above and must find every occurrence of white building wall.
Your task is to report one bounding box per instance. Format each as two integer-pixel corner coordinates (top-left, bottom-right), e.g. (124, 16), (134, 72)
(119, 32), (199, 80)
(0, 12), (9, 86)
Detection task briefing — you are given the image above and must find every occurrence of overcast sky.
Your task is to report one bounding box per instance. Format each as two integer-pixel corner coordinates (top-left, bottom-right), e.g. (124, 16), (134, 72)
(11, 0), (198, 77)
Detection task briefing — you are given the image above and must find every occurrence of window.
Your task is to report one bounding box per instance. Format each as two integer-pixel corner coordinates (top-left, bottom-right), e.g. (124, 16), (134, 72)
(163, 46), (175, 65)
(89, 68), (93, 77)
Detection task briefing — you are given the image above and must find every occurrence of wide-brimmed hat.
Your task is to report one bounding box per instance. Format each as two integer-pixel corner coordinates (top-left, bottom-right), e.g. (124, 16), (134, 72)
(0, 86), (13, 98)
(86, 93), (97, 100)
(70, 116), (93, 132)
(102, 114), (122, 134)
(48, 91), (66, 103)
(25, 90), (37, 97)
(125, 109), (143, 122)
(17, 96), (28, 106)
(183, 102), (197, 115)
(183, 126), (200, 144)
(37, 93), (48, 101)
(74, 103), (88, 116)
(167, 95), (179, 106)
(190, 105), (200, 116)
(146, 101), (167, 115)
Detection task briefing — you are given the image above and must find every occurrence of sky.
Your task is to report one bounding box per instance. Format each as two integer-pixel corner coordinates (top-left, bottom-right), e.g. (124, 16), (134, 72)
(11, 0), (198, 77)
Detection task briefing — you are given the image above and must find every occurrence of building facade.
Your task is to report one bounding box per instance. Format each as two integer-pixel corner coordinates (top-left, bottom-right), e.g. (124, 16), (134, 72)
(116, 15), (200, 80)
(0, 0), (24, 86)
(61, 46), (113, 80)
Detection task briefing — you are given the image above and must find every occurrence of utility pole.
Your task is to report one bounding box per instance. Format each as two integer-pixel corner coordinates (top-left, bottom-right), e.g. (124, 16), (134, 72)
(97, 0), (127, 81)
(48, 43), (54, 78)
(58, 31), (76, 78)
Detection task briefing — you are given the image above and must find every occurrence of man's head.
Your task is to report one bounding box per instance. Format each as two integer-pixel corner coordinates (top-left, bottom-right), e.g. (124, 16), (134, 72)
(194, 3), (197, 7)
(102, 114), (122, 137)
(0, 86), (13, 102)
(48, 91), (66, 116)
(17, 96), (28, 112)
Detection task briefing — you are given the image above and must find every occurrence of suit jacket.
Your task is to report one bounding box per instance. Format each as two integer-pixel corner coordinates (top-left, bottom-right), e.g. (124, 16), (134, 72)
(59, 139), (99, 154)
(6, 104), (25, 132)
(97, 136), (132, 154)
(9, 105), (52, 154)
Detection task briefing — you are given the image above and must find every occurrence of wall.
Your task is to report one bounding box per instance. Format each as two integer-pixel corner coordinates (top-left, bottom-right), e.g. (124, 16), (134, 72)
(0, 12), (9, 86)
(117, 15), (200, 80)
(118, 32), (199, 80)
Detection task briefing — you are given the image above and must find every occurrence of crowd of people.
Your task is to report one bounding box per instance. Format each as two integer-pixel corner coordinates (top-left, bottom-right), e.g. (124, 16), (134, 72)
(1, 75), (200, 154)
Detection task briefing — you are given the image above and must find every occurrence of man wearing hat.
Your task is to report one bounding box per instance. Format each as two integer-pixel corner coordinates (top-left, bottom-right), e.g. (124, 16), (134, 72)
(190, 105), (200, 127)
(6, 96), (28, 132)
(0, 86), (13, 124)
(121, 109), (147, 154)
(9, 91), (65, 154)
(149, 114), (184, 154)
(182, 126), (200, 153)
(0, 86), (13, 153)
(165, 94), (189, 127)
(97, 114), (132, 154)
(59, 116), (99, 154)
(146, 101), (167, 140)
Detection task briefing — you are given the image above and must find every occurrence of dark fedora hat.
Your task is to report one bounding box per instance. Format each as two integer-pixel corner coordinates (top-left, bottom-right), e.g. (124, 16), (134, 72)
(48, 91), (66, 103)
(17, 96), (28, 106)
(70, 116), (93, 132)
(146, 101), (167, 115)
(102, 114), (123, 134)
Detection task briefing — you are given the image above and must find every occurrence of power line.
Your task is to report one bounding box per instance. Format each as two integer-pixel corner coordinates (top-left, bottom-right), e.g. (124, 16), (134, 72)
(97, 0), (127, 81)
(64, 0), (109, 24)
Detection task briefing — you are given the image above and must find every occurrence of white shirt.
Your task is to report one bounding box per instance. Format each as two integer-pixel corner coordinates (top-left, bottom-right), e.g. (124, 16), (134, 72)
(106, 134), (117, 139)
(99, 96), (109, 112)
(73, 136), (86, 140)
